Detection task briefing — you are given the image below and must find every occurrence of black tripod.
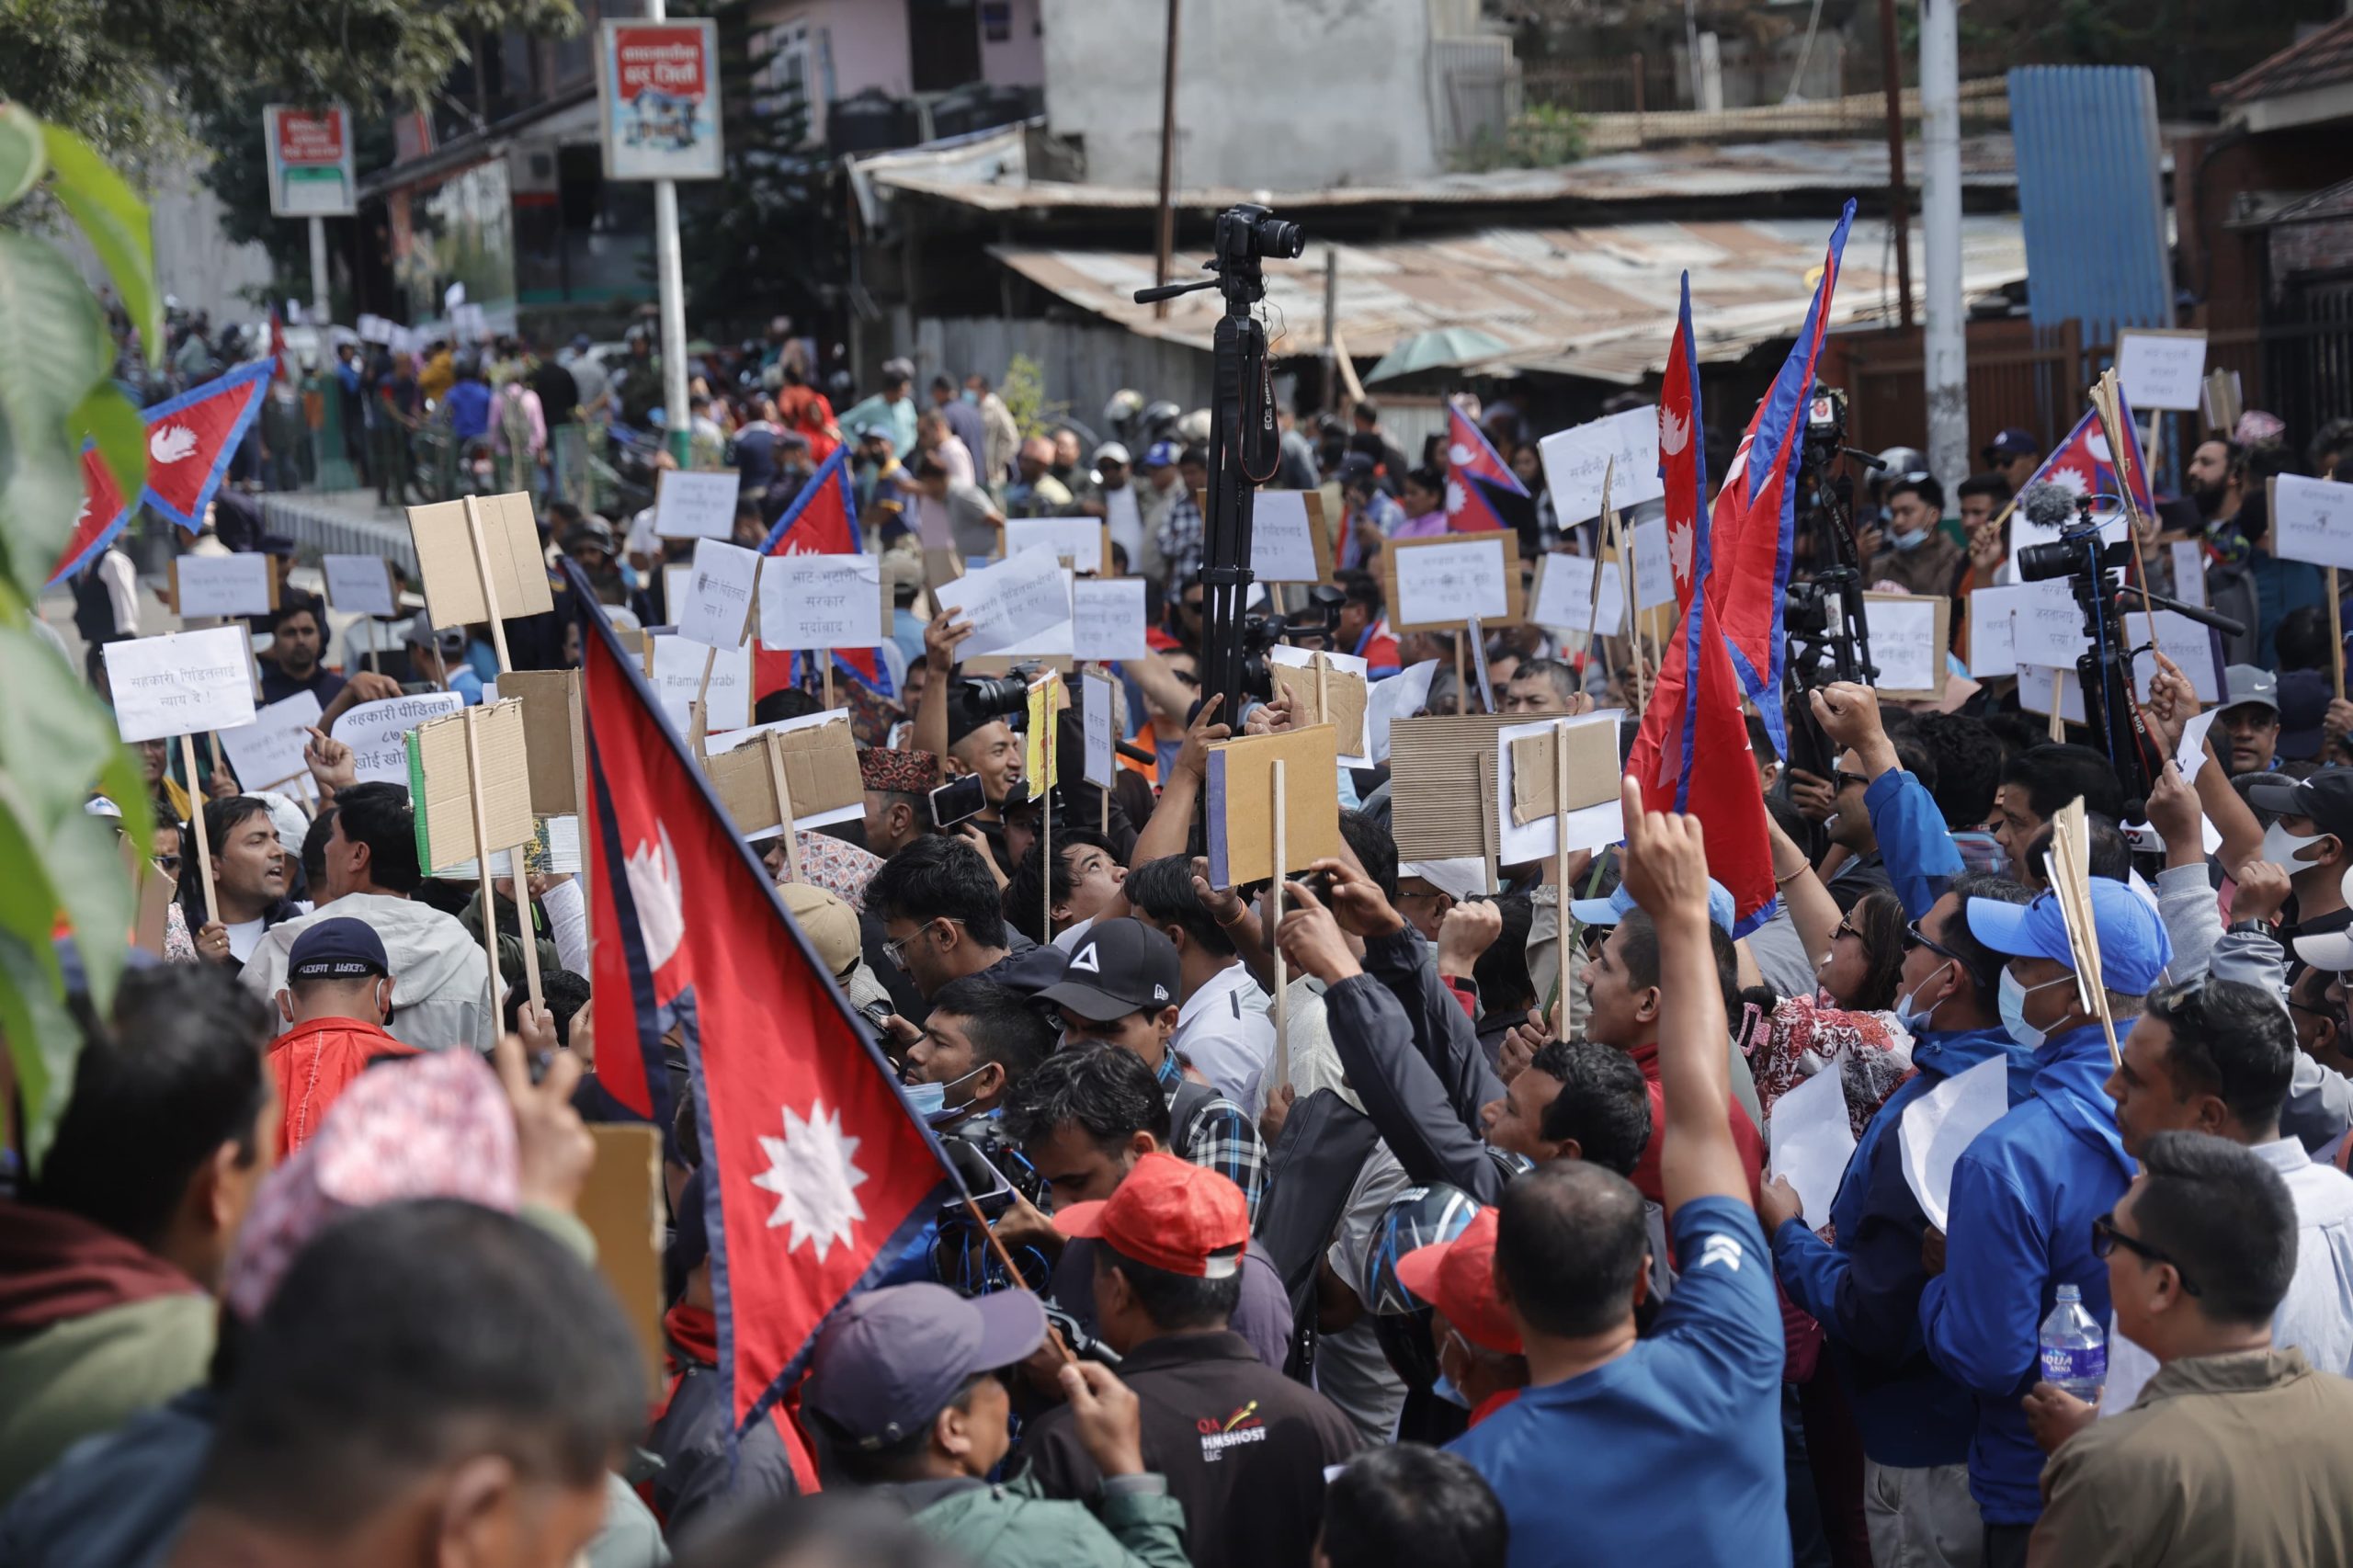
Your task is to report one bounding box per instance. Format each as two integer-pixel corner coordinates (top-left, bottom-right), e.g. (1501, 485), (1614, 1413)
(1134, 204), (1302, 712)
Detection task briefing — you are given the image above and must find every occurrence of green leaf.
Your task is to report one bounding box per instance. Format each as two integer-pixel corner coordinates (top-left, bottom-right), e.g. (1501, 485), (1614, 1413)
(0, 926), (76, 1175)
(72, 382), (146, 516)
(0, 103), (46, 210)
(0, 231), (110, 598)
(40, 123), (161, 371)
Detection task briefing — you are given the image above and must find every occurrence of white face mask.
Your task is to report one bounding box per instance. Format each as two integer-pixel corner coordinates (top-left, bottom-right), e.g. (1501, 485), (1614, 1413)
(1895, 959), (1953, 1034)
(2262, 820), (2327, 870)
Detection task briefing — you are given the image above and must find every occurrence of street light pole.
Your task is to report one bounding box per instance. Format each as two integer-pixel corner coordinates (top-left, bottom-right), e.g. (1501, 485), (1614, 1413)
(1920, 0), (1967, 497)
(650, 0), (692, 465)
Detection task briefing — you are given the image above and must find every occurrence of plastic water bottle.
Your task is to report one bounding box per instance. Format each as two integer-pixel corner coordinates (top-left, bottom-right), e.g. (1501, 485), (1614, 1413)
(2039, 1283), (2107, 1399)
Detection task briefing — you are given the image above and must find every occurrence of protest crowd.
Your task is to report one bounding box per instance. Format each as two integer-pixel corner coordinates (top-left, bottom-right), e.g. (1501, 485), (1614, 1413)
(24, 203), (2353, 1568)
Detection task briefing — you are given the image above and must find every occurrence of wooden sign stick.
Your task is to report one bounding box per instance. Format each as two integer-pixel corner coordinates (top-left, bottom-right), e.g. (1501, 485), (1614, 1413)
(1553, 720), (1573, 940)
(690, 643), (717, 758)
(2332, 568), (2347, 704)
(1585, 459), (1617, 671)
(2090, 371), (2162, 650)
(178, 733), (219, 921)
(1452, 632), (1467, 716)
(1040, 753), (1053, 943)
(460, 494), (516, 675)
(459, 707), (506, 1016)
(2048, 669), (2067, 744)
(1314, 653), (1331, 726)
(1270, 757), (1290, 1096)
(763, 731), (803, 882)
(822, 653), (835, 713)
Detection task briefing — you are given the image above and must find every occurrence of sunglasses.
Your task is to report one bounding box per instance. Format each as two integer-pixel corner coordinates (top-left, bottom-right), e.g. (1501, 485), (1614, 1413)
(1831, 918), (1860, 942)
(1835, 771), (1871, 793)
(2092, 1211), (2201, 1296)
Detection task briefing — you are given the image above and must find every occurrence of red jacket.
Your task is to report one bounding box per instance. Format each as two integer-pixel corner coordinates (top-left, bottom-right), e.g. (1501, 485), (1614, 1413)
(267, 1015), (420, 1156)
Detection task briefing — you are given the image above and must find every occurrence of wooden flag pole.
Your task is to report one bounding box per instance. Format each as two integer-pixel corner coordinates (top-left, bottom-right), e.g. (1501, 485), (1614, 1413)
(179, 733), (219, 922)
(511, 845), (544, 1012)
(2089, 370), (2162, 650)
(460, 494), (515, 674)
(1040, 754), (1053, 944)
(1270, 757), (1290, 1096)
(764, 731), (803, 882)
(460, 707), (506, 1016)
(2332, 567), (2347, 703)
(822, 653), (835, 712)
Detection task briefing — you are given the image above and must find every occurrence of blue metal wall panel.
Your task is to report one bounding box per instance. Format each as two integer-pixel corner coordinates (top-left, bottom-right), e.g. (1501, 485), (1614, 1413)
(2007, 65), (2174, 346)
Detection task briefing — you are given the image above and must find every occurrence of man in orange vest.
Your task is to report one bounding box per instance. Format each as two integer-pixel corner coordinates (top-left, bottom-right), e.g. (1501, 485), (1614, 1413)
(263, 917), (419, 1156)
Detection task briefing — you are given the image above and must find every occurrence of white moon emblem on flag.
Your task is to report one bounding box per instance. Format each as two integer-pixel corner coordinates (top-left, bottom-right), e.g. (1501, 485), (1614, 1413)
(625, 822), (687, 971)
(751, 1099), (869, 1261)
(150, 426), (198, 465)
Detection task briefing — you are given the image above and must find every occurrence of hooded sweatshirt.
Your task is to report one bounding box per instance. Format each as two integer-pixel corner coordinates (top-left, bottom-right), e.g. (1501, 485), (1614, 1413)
(237, 892), (493, 1052)
(0, 1203), (213, 1506)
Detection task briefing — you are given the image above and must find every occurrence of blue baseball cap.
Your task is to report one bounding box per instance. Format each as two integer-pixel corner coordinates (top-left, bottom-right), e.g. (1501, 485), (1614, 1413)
(1142, 439), (1181, 470)
(1965, 879), (2171, 995)
(1569, 878), (1736, 937)
(286, 917), (391, 983)
(803, 1283), (1046, 1449)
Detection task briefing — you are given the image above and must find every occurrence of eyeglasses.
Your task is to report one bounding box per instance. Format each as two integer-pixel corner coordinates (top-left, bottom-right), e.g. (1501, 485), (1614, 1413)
(1835, 771), (1871, 793)
(2092, 1212), (2202, 1296)
(881, 917), (962, 972)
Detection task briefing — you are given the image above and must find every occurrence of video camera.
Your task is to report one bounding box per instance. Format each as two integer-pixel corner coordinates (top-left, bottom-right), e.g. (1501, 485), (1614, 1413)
(950, 663), (1049, 733)
(1779, 382), (1881, 781)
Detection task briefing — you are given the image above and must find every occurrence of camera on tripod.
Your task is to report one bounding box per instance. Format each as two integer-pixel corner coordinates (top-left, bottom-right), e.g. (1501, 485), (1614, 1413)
(951, 664), (1048, 732)
(1216, 203), (1305, 268)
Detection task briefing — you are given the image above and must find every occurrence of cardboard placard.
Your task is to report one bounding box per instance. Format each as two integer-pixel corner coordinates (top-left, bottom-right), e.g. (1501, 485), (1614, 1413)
(1081, 670), (1118, 788)
(1203, 725), (1344, 888)
(1024, 672), (1062, 794)
(1267, 647), (1369, 760)
(404, 699), (535, 874)
(707, 717), (862, 836)
(1528, 551), (1626, 638)
(577, 1123), (665, 1388)
(934, 547), (1071, 659)
(1507, 721), (1624, 825)
(333, 691), (467, 786)
(499, 669), (585, 816)
(1538, 407), (1665, 527)
(652, 468), (742, 540)
(674, 538), (760, 651)
(1384, 714), (1524, 862)
(2269, 473), (2353, 572)
(216, 691), (324, 792)
(1250, 491), (1336, 584)
(1495, 713), (1627, 861)
(106, 627), (258, 742)
(758, 553), (887, 650)
(322, 553), (399, 617)
(923, 548), (966, 590)
(1383, 533), (1522, 632)
(169, 552), (278, 619)
(2201, 368), (2243, 437)
(2114, 328), (2208, 414)
(1861, 593), (1949, 700)
(1003, 517), (1110, 575)
(1070, 577), (1150, 661)
(407, 493), (553, 628)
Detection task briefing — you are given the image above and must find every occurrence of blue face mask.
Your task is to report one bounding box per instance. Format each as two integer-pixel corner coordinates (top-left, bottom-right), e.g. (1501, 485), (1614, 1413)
(1891, 525), (1930, 552)
(1998, 966), (2074, 1051)
(1430, 1369), (1472, 1409)
(902, 1063), (985, 1119)
(1894, 960), (1952, 1035)
(961, 389), (979, 404)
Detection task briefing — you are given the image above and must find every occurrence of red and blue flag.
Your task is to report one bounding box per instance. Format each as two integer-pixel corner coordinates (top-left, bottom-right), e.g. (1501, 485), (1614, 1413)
(756, 446), (893, 701)
(48, 444), (134, 587)
(2018, 400), (2158, 518)
(1626, 275), (1778, 933)
(1701, 202), (1854, 759)
(1444, 403), (1526, 534)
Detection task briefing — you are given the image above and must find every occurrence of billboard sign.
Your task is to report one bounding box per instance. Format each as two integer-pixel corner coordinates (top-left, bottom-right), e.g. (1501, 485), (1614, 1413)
(597, 19), (723, 181)
(263, 106), (356, 217)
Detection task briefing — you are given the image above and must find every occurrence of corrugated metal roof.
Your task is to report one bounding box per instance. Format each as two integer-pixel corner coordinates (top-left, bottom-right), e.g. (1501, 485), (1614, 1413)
(2215, 15), (2353, 104)
(867, 134), (2020, 214)
(989, 215), (2028, 384)
(2008, 68), (2173, 345)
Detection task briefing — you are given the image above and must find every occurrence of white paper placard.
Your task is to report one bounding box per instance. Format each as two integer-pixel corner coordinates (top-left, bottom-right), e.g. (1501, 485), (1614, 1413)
(2018, 665), (2087, 723)
(1529, 553), (1626, 639)
(176, 553), (276, 619)
(2169, 540), (2206, 608)
(434, 816), (585, 881)
(2114, 329), (2209, 414)
(322, 554), (398, 617)
(757, 552), (883, 651)
(675, 538), (760, 651)
(650, 633), (750, 733)
(1071, 577), (1149, 661)
(1003, 516), (1104, 575)
(2270, 473), (2353, 572)
(216, 692), (324, 792)
(106, 627), (259, 742)
(1966, 585), (2029, 678)
(653, 469), (743, 540)
(332, 692), (467, 785)
(1250, 492), (1323, 582)
(2132, 610), (2223, 704)
(2007, 578), (2088, 669)
(934, 548), (1072, 660)
(1367, 660), (1439, 765)
(1898, 1052), (2011, 1232)
(1628, 515), (1676, 612)
(1538, 408), (1665, 527)
(1394, 539), (1512, 628)
(2177, 708), (2222, 783)
(1495, 711), (1627, 863)
(1862, 596), (1941, 694)
(703, 707), (865, 830)
(664, 563), (692, 622)
(1082, 670), (1118, 788)
(1768, 1059), (1859, 1231)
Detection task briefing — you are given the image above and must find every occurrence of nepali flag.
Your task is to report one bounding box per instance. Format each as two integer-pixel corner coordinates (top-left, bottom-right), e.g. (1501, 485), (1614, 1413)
(1702, 201), (1855, 760)
(1444, 403), (1526, 534)
(571, 560), (949, 1473)
(46, 444), (134, 587)
(1627, 276), (1778, 933)
(2020, 400), (2158, 519)
(756, 447), (893, 701)
(139, 358), (274, 532)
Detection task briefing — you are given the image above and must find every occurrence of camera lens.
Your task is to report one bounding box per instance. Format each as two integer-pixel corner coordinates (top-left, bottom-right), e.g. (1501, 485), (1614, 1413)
(2013, 542), (2077, 583)
(1254, 216), (1305, 259)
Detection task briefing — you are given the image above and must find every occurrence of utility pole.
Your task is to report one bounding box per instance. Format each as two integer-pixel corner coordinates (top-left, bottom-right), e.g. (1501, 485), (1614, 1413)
(1321, 247), (1338, 411)
(650, 0), (692, 464)
(307, 215), (332, 325)
(1152, 0), (1181, 320)
(1874, 0), (1913, 330)
(1920, 0), (1966, 499)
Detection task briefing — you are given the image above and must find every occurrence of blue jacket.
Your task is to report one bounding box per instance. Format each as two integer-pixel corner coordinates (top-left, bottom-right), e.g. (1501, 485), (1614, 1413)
(1862, 767), (1964, 921)
(1918, 1023), (2134, 1524)
(1773, 1025), (2036, 1468)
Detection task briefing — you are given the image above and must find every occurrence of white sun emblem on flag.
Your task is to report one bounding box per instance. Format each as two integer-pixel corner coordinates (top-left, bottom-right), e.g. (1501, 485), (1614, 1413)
(2046, 465), (2091, 498)
(1668, 517), (1696, 585)
(750, 1099), (868, 1261)
(1445, 478), (1469, 516)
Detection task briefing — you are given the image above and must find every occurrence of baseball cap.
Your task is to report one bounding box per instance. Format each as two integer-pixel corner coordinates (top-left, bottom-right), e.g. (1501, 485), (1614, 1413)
(1984, 427), (2040, 460)
(402, 610), (466, 658)
(779, 882), (860, 979)
(1398, 858), (1489, 904)
(1051, 1151), (1251, 1278)
(1336, 452), (1379, 486)
(1037, 916), (1178, 1021)
(2219, 665), (2279, 716)
(1568, 878), (1736, 936)
(286, 917), (391, 983)
(858, 421), (894, 442)
(1142, 439), (1180, 470)
(878, 551), (925, 593)
(1095, 441), (1131, 466)
(2246, 770), (2353, 841)
(1964, 880), (2171, 995)
(562, 517), (617, 554)
(802, 1283), (1046, 1450)
(2276, 670), (2331, 761)
(1395, 1206), (1519, 1354)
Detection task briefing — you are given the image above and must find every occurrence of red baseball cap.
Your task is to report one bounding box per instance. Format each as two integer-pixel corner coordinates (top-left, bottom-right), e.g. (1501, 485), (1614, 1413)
(1395, 1207), (1520, 1353)
(1051, 1152), (1250, 1278)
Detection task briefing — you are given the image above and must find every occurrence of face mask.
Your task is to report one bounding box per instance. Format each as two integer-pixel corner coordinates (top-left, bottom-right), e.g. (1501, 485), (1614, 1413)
(2261, 820), (2325, 869)
(902, 1062), (986, 1119)
(1891, 526), (1929, 552)
(1998, 966), (2075, 1051)
(1895, 960), (1952, 1034)
(961, 389), (978, 404)
(1430, 1368), (1472, 1410)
